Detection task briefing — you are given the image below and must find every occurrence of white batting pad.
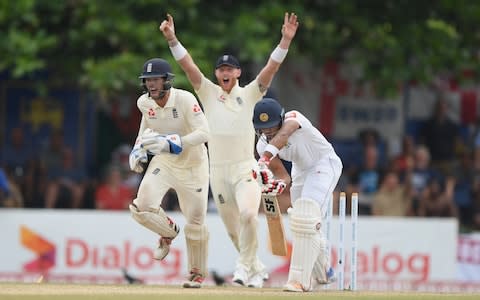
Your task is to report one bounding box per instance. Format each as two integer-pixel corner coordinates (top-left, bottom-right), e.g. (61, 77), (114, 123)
(287, 198), (322, 291)
(311, 237), (329, 284)
(184, 224), (209, 276)
(129, 204), (179, 238)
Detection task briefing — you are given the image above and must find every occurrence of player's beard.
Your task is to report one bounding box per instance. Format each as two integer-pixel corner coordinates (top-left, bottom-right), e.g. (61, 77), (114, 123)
(150, 89), (167, 101)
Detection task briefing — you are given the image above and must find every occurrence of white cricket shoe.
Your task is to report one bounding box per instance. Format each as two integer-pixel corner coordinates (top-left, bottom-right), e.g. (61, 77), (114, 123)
(153, 217), (179, 261)
(283, 281), (307, 292)
(315, 267), (336, 285)
(153, 237), (173, 260)
(247, 272), (265, 288)
(183, 268), (205, 288)
(262, 272), (269, 281)
(232, 265), (249, 286)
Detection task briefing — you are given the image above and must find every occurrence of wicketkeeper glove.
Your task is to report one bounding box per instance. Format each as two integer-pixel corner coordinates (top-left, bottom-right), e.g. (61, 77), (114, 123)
(262, 179), (287, 196)
(129, 142), (148, 173)
(141, 129), (183, 155)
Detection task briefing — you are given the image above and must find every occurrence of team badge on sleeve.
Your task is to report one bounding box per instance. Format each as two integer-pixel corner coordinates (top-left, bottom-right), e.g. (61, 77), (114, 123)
(192, 104), (202, 114)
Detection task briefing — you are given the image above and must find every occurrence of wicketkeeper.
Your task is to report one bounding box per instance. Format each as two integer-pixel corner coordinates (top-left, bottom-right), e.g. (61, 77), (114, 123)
(253, 98), (343, 292)
(128, 58), (210, 288)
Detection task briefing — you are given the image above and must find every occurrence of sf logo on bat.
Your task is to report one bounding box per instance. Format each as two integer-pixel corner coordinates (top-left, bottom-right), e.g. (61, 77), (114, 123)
(263, 197), (277, 215)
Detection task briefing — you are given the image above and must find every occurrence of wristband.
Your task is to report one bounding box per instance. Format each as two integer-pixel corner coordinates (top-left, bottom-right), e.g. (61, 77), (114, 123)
(270, 46), (288, 63)
(169, 42), (188, 61)
(264, 144), (280, 158)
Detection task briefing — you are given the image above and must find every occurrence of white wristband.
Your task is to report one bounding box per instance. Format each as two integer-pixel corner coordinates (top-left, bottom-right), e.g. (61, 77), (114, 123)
(169, 42), (187, 61)
(264, 144), (280, 158)
(270, 46), (288, 63)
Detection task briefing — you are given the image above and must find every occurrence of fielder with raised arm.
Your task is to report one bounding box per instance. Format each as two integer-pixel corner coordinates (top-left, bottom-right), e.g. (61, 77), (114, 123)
(253, 98), (343, 292)
(128, 58), (210, 288)
(159, 12), (298, 288)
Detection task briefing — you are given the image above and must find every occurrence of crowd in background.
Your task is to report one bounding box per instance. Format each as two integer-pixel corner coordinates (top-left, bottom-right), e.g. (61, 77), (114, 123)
(1, 98), (480, 232)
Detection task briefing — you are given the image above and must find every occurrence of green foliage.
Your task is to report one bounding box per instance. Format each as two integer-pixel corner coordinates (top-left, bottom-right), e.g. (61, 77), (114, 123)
(0, 0), (479, 97)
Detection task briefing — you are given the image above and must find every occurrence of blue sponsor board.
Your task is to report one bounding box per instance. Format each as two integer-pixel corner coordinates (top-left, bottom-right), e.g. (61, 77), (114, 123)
(1, 84), (95, 168)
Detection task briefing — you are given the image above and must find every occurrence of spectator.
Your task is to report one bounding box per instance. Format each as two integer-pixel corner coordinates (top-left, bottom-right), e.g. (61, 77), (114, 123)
(40, 129), (66, 173)
(0, 167), (23, 208)
(419, 97), (461, 176)
(451, 150), (475, 228)
(392, 135), (416, 182)
(347, 144), (383, 215)
(95, 165), (134, 210)
(1, 126), (34, 172)
(410, 145), (441, 215)
(417, 176), (458, 218)
(44, 147), (87, 208)
(473, 190), (480, 230)
(1, 127), (36, 206)
(372, 169), (413, 216)
(0, 168), (10, 204)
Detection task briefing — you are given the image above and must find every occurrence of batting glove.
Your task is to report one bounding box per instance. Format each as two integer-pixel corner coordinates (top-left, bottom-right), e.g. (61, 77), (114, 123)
(262, 179), (287, 196)
(258, 155), (271, 169)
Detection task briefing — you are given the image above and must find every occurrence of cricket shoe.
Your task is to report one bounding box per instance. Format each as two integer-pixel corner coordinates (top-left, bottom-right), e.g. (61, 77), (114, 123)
(153, 217), (179, 261)
(262, 272), (269, 281)
(153, 237), (174, 260)
(247, 272), (266, 288)
(315, 267), (336, 285)
(247, 270), (269, 288)
(183, 268), (205, 288)
(232, 265), (249, 286)
(283, 281), (309, 292)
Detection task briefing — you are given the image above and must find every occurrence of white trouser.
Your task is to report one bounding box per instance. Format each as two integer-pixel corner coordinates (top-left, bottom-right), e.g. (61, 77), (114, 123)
(289, 156), (343, 286)
(290, 156), (343, 219)
(210, 159), (265, 274)
(134, 156), (209, 225)
(133, 156), (210, 275)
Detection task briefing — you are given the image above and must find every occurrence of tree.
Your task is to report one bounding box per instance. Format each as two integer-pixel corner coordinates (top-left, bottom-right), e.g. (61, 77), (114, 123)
(1, 0), (479, 97)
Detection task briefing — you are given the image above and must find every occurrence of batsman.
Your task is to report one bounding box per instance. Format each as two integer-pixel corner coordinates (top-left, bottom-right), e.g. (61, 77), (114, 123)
(128, 58), (210, 288)
(253, 98), (343, 292)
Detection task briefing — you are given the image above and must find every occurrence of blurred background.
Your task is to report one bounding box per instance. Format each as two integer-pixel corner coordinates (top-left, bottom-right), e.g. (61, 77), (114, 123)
(1, 0), (479, 291)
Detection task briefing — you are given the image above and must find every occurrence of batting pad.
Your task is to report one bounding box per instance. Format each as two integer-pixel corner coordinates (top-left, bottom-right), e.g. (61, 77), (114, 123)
(288, 198), (322, 291)
(129, 204), (179, 238)
(184, 224), (209, 276)
(311, 236), (329, 283)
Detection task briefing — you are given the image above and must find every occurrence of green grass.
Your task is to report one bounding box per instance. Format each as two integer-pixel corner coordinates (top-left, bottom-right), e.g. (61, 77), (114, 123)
(0, 283), (479, 300)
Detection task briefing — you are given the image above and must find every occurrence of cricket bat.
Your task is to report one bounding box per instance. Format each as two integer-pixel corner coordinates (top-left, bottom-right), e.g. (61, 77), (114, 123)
(261, 194), (287, 256)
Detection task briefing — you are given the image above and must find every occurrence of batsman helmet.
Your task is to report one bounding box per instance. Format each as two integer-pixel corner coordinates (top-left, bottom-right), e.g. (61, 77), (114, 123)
(253, 98), (285, 129)
(139, 58), (175, 92)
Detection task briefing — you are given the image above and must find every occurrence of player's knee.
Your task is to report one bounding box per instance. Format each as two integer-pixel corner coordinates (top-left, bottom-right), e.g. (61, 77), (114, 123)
(239, 210), (258, 225)
(184, 224), (209, 241)
(289, 198), (322, 234)
(131, 198), (152, 212)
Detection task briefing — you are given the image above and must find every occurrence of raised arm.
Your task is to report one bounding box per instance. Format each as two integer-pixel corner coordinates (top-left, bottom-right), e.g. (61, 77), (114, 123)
(160, 14), (203, 91)
(257, 12), (299, 92)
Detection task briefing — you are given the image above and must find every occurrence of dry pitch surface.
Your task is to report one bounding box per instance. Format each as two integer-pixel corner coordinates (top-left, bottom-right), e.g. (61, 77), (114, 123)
(1, 283), (479, 300)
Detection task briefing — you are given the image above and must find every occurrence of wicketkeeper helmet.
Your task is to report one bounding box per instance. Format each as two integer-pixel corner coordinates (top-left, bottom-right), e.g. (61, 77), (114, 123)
(139, 58), (175, 93)
(253, 98), (285, 129)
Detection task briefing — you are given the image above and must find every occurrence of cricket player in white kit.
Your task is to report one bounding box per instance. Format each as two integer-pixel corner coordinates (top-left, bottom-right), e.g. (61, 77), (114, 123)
(128, 58), (210, 288)
(253, 98), (342, 292)
(159, 13), (298, 287)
